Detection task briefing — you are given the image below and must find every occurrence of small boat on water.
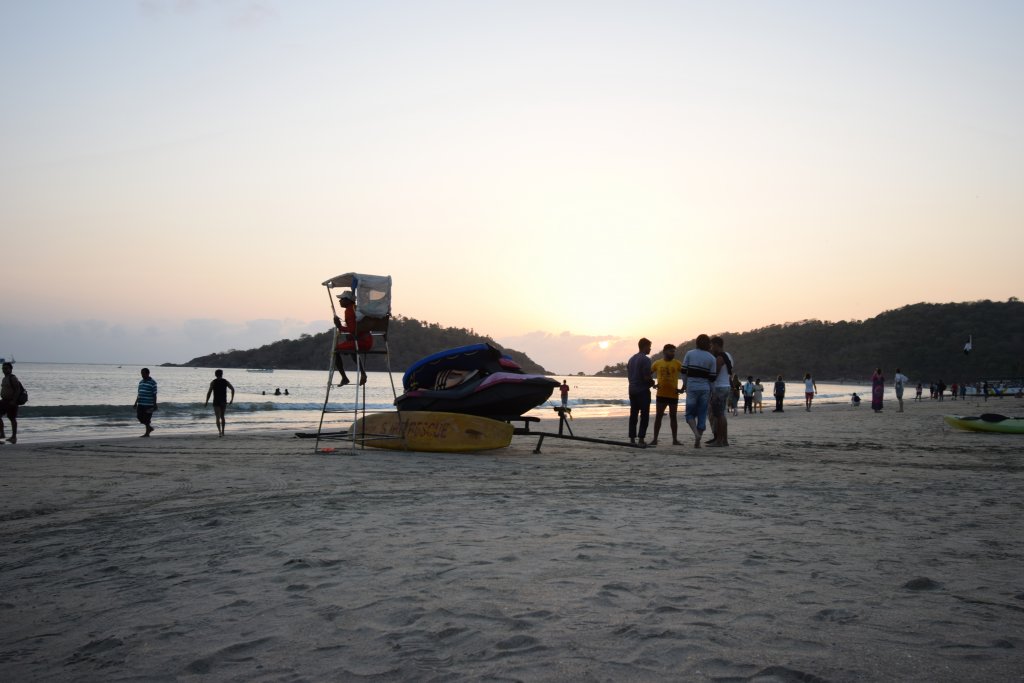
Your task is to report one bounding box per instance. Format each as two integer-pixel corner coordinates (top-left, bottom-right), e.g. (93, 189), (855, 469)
(944, 414), (1024, 434)
(246, 368), (274, 373)
(0, 355), (14, 365)
(395, 343), (559, 419)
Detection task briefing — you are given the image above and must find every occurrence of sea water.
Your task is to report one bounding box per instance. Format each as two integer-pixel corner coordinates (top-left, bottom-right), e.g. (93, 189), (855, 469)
(8, 363), (880, 443)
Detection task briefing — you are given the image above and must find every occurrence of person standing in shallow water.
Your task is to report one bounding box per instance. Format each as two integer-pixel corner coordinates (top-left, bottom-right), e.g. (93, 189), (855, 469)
(626, 338), (654, 447)
(871, 368), (885, 412)
(133, 368), (158, 437)
(205, 369), (235, 437)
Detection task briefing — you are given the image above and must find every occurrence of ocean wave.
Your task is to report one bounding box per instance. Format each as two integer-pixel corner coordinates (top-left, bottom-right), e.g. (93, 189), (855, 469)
(564, 398), (631, 407)
(17, 401), (396, 419)
(548, 393), (865, 408)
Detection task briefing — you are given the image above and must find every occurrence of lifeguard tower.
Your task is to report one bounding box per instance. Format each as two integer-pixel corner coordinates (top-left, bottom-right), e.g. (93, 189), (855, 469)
(315, 272), (398, 452)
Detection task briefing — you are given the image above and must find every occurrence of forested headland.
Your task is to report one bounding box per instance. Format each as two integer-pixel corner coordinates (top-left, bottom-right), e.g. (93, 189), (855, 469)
(171, 315), (549, 374)
(596, 299), (1024, 383)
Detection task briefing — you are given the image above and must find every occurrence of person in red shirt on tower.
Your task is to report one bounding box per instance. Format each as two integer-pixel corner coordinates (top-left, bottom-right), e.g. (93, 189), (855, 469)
(333, 291), (373, 386)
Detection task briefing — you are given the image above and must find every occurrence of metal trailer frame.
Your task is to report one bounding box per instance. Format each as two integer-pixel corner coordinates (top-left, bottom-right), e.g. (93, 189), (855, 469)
(512, 407), (642, 454)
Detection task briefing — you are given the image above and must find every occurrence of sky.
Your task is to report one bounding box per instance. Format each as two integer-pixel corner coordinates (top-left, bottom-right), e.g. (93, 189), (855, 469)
(1, 1), (1021, 374)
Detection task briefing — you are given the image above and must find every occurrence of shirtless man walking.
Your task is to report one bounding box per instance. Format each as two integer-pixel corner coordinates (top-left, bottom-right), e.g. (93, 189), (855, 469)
(205, 369), (236, 436)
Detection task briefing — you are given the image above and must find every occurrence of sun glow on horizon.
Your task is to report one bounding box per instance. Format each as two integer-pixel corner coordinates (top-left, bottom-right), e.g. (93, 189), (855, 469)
(1, 3), (1021, 366)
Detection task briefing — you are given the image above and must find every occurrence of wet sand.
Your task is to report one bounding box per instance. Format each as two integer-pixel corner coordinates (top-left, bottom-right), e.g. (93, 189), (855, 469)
(1, 398), (1022, 681)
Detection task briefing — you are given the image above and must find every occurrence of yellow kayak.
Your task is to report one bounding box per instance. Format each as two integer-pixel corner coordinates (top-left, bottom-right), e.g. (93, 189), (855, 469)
(350, 411), (514, 452)
(943, 414), (1024, 434)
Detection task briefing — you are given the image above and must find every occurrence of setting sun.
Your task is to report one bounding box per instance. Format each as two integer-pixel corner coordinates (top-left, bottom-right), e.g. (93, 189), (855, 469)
(598, 340), (610, 350)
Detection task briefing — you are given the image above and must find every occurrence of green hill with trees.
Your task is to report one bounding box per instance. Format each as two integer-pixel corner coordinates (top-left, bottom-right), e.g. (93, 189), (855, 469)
(172, 315), (550, 374)
(596, 299), (1023, 383)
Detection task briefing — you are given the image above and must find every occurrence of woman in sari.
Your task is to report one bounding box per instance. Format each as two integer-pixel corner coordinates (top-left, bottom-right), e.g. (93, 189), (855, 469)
(871, 368), (885, 412)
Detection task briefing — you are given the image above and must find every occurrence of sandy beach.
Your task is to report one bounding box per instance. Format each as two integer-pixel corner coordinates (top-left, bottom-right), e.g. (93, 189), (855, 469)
(1, 398), (1022, 681)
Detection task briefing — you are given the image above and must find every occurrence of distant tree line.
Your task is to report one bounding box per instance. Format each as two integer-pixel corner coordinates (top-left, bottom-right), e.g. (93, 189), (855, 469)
(596, 300), (1024, 383)
(172, 315), (549, 374)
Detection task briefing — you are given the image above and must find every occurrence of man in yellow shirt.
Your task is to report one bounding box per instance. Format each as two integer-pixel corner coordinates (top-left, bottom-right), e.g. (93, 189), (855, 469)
(650, 344), (684, 446)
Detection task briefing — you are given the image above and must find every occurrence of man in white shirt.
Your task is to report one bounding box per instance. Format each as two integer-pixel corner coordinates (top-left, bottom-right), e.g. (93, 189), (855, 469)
(894, 368), (910, 413)
(708, 336), (733, 447)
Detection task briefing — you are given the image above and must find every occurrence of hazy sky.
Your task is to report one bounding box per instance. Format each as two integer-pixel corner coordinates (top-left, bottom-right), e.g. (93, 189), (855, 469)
(2, 1), (1021, 373)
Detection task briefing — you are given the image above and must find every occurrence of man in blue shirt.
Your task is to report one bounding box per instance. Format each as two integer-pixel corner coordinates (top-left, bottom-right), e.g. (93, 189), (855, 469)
(627, 337), (654, 448)
(134, 368), (158, 437)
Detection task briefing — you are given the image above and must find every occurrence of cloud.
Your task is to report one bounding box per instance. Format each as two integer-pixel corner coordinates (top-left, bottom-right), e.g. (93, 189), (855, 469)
(137, 0), (277, 27)
(13, 318), (643, 373)
(7, 317), (329, 365)
(227, 2), (277, 28)
(497, 330), (637, 375)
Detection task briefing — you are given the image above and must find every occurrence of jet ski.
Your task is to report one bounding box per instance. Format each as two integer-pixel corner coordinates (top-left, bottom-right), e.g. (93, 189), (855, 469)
(395, 343), (558, 419)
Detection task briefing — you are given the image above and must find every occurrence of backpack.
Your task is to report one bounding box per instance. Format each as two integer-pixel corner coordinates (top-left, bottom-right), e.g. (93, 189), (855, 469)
(720, 352), (734, 376)
(17, 383), (28, 406)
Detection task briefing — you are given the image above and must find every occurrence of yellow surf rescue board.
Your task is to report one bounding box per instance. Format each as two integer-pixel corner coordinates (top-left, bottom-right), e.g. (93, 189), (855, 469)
(350, 411), (514, 452)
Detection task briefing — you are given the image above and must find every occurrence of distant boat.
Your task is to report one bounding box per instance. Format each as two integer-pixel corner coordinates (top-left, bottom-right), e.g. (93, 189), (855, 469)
(0, 355), (14, 365)
(247, 368), (274, 373)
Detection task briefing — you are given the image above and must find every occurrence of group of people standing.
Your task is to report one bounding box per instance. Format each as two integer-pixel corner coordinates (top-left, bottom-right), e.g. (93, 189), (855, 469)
(872, 371), (1004, 411)
(627, 334), (736, 449)
(624, 335), (837, 449)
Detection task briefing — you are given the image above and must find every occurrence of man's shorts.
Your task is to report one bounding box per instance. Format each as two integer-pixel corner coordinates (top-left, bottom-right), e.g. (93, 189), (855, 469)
(895, 385), (904, 399)
(0, 400), (17, 419)
(337, 333), (374, 352)
(711, 387), (730, 417)
(685, 387), (710, 432)
(656, 396), (678, 411)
